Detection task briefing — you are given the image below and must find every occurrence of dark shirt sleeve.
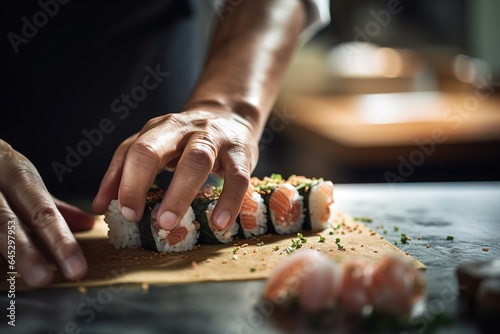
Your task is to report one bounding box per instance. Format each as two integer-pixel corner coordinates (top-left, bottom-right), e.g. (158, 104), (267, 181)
(1, 1), (204, 198)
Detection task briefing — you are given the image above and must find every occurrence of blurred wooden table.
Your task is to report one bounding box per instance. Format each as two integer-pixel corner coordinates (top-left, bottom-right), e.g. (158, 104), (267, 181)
(264, 91), (500, 183)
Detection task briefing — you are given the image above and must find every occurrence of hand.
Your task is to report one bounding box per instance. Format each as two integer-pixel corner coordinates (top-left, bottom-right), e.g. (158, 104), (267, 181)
(92, 106), (260, 231)
(0, 140), (94, 287)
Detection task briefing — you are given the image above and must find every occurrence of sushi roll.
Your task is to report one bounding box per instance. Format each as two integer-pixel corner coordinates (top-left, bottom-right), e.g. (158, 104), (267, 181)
(254, 175), (305, 235)
(287, 175), (334, 231)
(238, 185), (268, 238)
(105, 200), (142, 249)
(149, 203), (200, 253)
(105, 187), (200, 252)
(268, 183), (305, 234)
(104, 174), (334, 252)
(191, 186), (239, 244)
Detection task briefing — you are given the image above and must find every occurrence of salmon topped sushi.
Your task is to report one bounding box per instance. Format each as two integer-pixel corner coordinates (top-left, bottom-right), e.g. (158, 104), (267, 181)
(150, 203), (200, 253)
(104, 174), (336, 252)
(238, 185), (268, 238)
(268, 183), (305, 235)
(287, 175), (334, 231)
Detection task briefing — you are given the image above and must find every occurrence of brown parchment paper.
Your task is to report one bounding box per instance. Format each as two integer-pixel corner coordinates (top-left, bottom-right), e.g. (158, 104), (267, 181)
(3, 211), (425, 290)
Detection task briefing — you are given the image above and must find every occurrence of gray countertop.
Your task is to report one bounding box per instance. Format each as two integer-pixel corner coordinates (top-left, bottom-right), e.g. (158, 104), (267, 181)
(2, 182), (499, 334)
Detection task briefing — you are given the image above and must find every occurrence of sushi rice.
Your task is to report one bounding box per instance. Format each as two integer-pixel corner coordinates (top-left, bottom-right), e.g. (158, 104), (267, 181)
(104, 199), (199, 253)
(150, 203), (200, 252)
(238, 188), (268, 238)
(104, 174), (335, 253)
(307, 180), (335, 231)
(205, 201), (240, 243)
(105, 200), (142, 249)
(268, 183), (305, 235)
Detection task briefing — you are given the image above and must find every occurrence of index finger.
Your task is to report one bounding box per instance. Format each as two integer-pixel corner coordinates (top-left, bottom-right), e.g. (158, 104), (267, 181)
(156, 133), (217, 230)
(117, 127), (185, 222)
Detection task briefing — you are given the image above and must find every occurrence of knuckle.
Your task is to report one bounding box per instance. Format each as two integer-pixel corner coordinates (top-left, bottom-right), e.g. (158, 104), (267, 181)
(185, 141), (217, 167)
(51, 236), (78, 257)
(0, 208), (16, 226)
(144, 116), (162, 128)
(0, 140), (14, 157)
(30, 205), (60, 230)
(129, 139), (162, 166)
(163, 113), (187, 128)
(229, 166), (250, 187)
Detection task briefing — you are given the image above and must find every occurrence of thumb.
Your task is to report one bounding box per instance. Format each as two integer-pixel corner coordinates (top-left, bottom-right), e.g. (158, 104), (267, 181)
(53, 197), (96, 232)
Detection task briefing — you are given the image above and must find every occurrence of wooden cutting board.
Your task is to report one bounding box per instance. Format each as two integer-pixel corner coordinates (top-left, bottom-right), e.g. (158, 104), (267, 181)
(3, 211), (425, 290)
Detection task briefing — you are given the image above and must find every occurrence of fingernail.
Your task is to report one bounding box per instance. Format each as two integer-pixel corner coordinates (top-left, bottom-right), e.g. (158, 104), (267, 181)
(213, 210), (231, 230)
(64, 255), (86, 279)
(27, 264), (52, 287)
(121, 206), (137, 222)
(159, 211), (178, 230)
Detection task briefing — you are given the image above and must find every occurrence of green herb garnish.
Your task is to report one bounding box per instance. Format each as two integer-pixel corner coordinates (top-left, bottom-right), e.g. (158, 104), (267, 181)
(319, 236), (326, 243)
(446, 235), (454, 241)
(394, 226), (399, 232)
(273, 246), (280, 251)
(285, 234), (308, 254)
(335, 237), (344, 250)
(400, 233), (408, 244)
(329, 231), (334, 235)
(354, 217), (373, 223)
(270, 173), (283, 181)
(250, 268), (256, 272)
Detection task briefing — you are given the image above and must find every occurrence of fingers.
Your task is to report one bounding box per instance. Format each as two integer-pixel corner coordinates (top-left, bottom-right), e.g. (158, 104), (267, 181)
(0, 193), (53, 287)
(92, 134), (137, 215)
(97, 111), (259, 235)
(1, 159), (87, 283)
(116, 126), (185, 222)
(54, 197), (95, 232)
(210, 145), (251, 230)
(156, 133), (217, 230)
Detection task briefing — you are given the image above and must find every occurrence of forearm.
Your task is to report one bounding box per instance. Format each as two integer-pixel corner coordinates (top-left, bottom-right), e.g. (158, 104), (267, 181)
(185, 0), (307, 135)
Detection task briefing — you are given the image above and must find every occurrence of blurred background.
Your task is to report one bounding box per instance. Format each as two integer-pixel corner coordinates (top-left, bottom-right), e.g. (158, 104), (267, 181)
(254, 0), (500, 183)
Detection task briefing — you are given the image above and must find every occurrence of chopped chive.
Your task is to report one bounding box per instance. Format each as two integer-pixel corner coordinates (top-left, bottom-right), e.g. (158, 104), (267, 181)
(273, 246), (280, 251)
(446, 235), (454, 241)
(250, 268), (256, 272)
(319, 236), (326, 243)
(329, 231), (334, 235)
(354, 217), (373, 223)
(394, 226), (399, 232)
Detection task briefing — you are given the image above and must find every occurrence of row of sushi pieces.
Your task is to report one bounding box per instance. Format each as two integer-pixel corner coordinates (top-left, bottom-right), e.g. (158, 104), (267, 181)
(104, 174), (335, 253)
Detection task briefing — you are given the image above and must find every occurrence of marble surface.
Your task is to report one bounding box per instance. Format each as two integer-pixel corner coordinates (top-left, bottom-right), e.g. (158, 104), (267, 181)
(2, 182), (499, 334)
